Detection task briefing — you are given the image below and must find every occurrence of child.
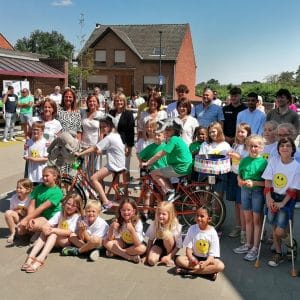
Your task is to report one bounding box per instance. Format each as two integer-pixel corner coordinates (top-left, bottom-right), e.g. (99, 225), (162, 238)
(103, 198), (146, 263)
(261, 121), (278, 161)
(4, 178), (33, 243)
(24, 121), (48, 184)
(136, 119), (157, 154)
(145, 202), (182, 266)
(199, 121), (232, 200)
(21, 193), (83, 272)
(62, 200), (109, 261)
(262, 137), (300, 267)
(233, 135), (267, 261)
(18, 166), (63, 235)
(175, 206), (225, 280)
(141, 119), (192, 202)
(76, 115), (125, 212)
(226, 123), (251, 243)
(189, 126), (208, 181)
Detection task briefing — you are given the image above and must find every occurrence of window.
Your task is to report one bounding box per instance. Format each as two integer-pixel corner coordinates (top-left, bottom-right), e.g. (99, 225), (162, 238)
(151, 47), (166, 56)
(115, 50), (125, 63)
(95, 50), (106, 62)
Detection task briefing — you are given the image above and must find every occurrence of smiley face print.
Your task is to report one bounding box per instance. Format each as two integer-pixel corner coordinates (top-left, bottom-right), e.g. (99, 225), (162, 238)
(195, 239), (209, 255)
(59, 220), (69, 230)
(121, 229), (134, 244)
(30, 149), (40, 158)
(261, 153), (269, 161)
(273, 173), (287, 189)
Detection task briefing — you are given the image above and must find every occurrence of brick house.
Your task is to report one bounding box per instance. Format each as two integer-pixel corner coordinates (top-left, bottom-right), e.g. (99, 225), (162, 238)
(79, 23), (197, 99)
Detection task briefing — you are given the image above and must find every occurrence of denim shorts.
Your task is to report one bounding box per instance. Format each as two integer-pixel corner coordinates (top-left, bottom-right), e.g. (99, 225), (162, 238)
(226, 172), (241, 203)
(267, 193), (289, 229)
(241, 187), (264, 214)
(20, 113), (32, 124)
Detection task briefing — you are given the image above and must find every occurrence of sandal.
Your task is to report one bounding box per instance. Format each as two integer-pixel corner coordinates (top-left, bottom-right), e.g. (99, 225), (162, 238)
(21, 256), (35, 271)
(25, 258), (44, 273)
(130, 255), (141, 264)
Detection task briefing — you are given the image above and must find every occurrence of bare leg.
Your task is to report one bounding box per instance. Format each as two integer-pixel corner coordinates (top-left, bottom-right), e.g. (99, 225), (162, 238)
(273, 226), (285, 253)
(150, 170), (172, 194)
(91, 167), (112, 204)
(79, 236), (102, 254)
(244, 210), (254, 247)
(36, 233), (57, 262)
(69, 234), (86, 248)
(147, 245), (163, 266)
(4, 210), (20, 240)
(253, 212), (262, 248)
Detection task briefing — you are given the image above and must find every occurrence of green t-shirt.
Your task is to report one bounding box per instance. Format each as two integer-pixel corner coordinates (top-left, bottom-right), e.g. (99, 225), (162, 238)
(19, 95), (33, 114)
(238, 156), (267, 189)
(139, 142), (168, 171)
(30, 184), (63, 219)
(163, 136), (193, 175)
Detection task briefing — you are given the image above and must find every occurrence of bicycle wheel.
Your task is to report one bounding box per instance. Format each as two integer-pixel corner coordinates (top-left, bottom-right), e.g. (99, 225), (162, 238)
(60, 176), (87, 207)
(177, 189), (226, 234)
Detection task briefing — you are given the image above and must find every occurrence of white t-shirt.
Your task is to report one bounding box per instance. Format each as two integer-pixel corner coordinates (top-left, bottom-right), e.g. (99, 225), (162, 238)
(231, 143), (248, 174)
(183, 224), (220, 258)
(49, 93), (62, 106)
(261, 142), (277, 161)
(114, 219), (144, 244)
(31, 117), (62, 143)
(48, 211), (80, 232)
(96, 132), (125, 172)
(138, 110), (167, 134)
(145, 221), (182, 248)
(9, 193), (30, 210)
(24, 137), (48, 182)
(270, 147), (300, 164)
(81, 216), (109, 238)
(179, 116), (199, 146)
(199, 141), (232, 156)
(81, 111), (104, 147)
(262, 157), (300, 194)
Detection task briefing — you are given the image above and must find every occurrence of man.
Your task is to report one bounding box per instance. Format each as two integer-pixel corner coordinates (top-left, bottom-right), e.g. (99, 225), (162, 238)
(266, 89), (299, 133)
(2, 86), (18, 142)
(167, 84), (190, 118)
(93, 87), (106, 110)
(212, 90), (222, 106)
(223, 87), (247, 145)
(49, 86), (62, 106)
(236, 92), (266, 135)
(194, 88), (224, 128)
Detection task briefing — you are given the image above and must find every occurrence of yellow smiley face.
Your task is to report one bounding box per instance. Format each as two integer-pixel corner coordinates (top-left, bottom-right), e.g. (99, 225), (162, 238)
(59, 220), (69, 230)
(121, 230), (133, 244)
(31, 150), (40, 158)
(195, 239), (209, 255)
(273, 173), (287, 188)
(262, 153), (269, 160)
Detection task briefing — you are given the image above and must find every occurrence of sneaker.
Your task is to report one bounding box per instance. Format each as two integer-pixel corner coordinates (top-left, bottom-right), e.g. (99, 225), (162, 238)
(61, 246), (79, 256)
(165, 190), (176, 202)
(244, 247), (258, 261)
(101, 201), (113, 213)
(233, 244), (250, 254)
(2, 138), (8, 143)
(268, 253), (285, 267)
(240, 231), (246, 244)
(228, 226), (241, 238)
(89, 249), (100, 261)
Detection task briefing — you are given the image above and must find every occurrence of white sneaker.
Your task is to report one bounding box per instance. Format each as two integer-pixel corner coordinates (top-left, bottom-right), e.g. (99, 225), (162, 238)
(89, 249), (100, 261)
(2, 138), (8, 143)
(243, 247), (258, 261)
(233, 244), (250, 254)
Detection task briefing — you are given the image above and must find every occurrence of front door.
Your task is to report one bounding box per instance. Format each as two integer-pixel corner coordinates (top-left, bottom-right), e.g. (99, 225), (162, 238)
(115, 75), (133, 96)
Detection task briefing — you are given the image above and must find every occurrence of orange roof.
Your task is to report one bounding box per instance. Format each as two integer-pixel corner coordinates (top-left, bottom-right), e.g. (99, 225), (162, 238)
(0, 33), (14, 50)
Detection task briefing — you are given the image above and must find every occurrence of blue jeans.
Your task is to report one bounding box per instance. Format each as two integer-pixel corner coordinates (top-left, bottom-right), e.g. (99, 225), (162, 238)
(241, 187), (264, 214)
(4, 112), (17, 139)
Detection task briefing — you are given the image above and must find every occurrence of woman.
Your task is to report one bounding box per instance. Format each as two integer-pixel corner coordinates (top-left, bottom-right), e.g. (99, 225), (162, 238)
(56, 89), (82, 140)
(33, 88), (44, 117)
(176, 98), (199, 145)
(109, 93), (135, 178)
(81, 94), (104, 177)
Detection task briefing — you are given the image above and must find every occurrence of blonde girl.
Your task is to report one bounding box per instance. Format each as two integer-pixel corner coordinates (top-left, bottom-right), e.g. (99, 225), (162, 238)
(227, 123), (251, 243)
(104, 198), (146, 263)
(261, 120), (278, 161)
(136, 119), (157, 154)
(5, 178), (33, 243)
(21, 193), (83, 273)
(145, 202), (182, 266)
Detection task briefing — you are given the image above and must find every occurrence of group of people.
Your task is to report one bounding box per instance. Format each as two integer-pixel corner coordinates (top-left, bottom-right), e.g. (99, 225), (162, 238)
(2, 83), (300, 279)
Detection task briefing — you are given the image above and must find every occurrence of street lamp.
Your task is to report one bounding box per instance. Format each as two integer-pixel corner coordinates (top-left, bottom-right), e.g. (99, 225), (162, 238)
(159, 30), (162, 92)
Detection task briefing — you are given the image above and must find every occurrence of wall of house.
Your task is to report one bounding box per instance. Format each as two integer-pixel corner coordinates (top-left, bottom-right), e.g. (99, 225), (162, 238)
(174, 24), (197, 99)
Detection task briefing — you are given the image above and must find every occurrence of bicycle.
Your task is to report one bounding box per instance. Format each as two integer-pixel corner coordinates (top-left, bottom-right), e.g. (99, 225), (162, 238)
(132, 169), (226, 234)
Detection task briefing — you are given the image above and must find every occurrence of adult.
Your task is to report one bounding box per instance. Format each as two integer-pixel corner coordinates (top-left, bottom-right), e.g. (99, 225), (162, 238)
(49, 86), (62, 107)
(109, 93), (135, 177)
(93, 86), (106, 111)
(194, 88), (224, 128)
(289, 96), (298, 112)
(56, 89), (82, 140)
(256, 95), (265, 113)
(236, 92), (266, 135)
(266, 89), (299, 133)
(2, 86), (18, 142)
(222, 87), (247, 145)
(130, 91), (145, 109)
(18, 88), (34, 141)
(167, 84), (190, 118)
(212, 90), (222, 106)
(176, 98), (199, 145)
(33, 88), (44, 117)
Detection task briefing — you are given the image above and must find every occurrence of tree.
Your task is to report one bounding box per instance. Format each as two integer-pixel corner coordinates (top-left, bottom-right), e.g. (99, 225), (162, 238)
(15, 30), (74, 59)
(277, 71), (294, 84)
(206, 78), (220, 85)
(295, 65), (300, 85)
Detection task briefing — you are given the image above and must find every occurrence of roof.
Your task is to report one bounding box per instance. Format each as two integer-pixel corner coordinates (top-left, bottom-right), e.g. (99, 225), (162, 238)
(79, 24), (188, 61)
(0, 50), (66, 79)
(0, 33), (14, 50)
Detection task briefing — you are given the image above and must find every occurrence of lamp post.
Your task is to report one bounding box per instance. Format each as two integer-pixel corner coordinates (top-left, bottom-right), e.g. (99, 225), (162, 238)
(159, 30), (162, 92)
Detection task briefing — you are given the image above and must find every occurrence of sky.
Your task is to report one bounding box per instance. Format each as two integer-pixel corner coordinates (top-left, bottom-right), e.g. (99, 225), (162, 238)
(1, 0), (300, 84)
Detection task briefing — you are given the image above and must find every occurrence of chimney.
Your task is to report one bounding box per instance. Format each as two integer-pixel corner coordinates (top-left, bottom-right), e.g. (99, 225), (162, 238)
(95, 23), (101, 28)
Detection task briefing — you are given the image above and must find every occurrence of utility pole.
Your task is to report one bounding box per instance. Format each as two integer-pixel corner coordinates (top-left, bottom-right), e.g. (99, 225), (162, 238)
(78, 13), (85, 98)
(159, 30), (162, 92)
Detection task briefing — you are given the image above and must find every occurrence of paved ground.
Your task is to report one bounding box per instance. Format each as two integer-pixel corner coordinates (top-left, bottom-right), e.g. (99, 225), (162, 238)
(0, 136), (299, 300)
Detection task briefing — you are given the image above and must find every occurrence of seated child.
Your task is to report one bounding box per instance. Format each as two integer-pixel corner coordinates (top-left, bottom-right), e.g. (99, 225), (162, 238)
(62, 200), (109, 261)
(103, 198), (146, 263)
(4, 178), (33, 243)
(145, 202), (182, 266)
(21, 193), (83, 273)
(175, 206), (225, 280)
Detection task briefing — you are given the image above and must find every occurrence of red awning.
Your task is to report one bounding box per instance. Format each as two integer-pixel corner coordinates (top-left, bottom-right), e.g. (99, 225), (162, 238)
(0, 56), (66, 79)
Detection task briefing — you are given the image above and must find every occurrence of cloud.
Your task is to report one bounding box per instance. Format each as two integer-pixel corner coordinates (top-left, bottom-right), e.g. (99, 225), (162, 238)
(52, 0), (73, 6)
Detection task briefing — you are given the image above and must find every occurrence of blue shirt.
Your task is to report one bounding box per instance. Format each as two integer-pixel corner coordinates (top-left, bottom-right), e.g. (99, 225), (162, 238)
(236, 108), (266, 135)
(194, 103), (224, 128)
